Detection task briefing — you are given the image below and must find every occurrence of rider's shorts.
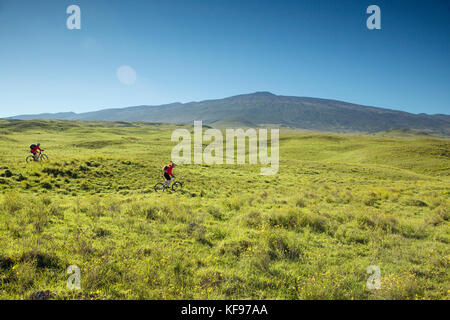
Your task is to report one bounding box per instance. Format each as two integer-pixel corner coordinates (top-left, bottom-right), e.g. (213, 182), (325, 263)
(164, 173), (171, 181)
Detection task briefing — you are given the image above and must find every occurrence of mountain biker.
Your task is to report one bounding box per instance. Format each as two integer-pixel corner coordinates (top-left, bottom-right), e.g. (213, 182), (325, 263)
(30, 143), (44, 161)
(163, 162), (176, 187)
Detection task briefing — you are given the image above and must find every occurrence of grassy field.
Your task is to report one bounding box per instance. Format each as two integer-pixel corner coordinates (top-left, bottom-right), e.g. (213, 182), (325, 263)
(0, 119), (448, 300)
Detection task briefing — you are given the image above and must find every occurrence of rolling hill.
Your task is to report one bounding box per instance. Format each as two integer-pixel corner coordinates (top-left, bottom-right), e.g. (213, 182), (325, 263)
(9, 92), (450, 135)
(0, 120), (449, 299)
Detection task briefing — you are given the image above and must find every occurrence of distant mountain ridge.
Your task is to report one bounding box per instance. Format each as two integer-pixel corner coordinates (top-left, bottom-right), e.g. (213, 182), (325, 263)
(9, 92), (450, 135)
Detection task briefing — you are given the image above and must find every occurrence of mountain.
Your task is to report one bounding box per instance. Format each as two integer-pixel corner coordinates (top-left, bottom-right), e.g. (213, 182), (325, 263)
(9, 92), (450, 135)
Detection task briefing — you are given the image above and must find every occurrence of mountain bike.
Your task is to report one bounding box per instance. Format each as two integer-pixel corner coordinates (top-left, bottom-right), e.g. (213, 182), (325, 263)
(26, 151), (48, 164)
(154, 177), (183, 192)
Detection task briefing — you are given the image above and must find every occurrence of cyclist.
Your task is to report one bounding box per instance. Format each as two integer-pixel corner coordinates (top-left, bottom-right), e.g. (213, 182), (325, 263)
(162, 162), (176, 187)
(30, 143), (44, 161)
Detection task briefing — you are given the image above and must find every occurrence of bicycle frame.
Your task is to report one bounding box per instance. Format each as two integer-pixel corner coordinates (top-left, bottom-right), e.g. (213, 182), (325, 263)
(28, 151), (46, 163)
(32, 151), (44, 161)
(155, 176), (182, 192)
(163, 176), (175, 188)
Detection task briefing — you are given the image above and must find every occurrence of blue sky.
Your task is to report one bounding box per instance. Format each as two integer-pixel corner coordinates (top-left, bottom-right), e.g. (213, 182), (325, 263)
(0, 0), (449, 117)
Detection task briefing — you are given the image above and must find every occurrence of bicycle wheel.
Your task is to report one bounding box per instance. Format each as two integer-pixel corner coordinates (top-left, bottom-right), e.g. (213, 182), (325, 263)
(40, 154), (49, 162)
(171, 181), (183, 192)
(154, 182), (166, 192)
(26, 156), (34, 164)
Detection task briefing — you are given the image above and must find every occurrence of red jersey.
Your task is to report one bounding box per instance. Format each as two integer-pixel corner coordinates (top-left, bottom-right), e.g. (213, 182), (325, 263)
(165, 164), (174, 176)
(31, 145), (43, 153)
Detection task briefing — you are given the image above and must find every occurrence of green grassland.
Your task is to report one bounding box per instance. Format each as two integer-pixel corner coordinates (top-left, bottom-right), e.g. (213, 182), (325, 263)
(0, 119), (448, 300)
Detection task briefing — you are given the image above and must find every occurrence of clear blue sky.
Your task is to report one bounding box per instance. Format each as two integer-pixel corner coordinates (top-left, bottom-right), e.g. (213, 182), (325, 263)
(0, 0), (449, 117)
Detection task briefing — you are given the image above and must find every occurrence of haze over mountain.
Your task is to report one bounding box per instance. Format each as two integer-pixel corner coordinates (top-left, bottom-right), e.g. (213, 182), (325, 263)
(9, 92), (450, 135)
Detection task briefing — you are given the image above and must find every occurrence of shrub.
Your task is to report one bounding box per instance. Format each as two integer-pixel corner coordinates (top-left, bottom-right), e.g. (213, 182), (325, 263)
(404, 198), (428, 207)
(335, 224), (369, 244)
(297, 211), (330, 233)
(224, 198), (243, 211)
(218, 239), (251, 257)
(266, 232), (302, 260)
(399, 223), (428, 239)
(20, 250), (60, 269)
(207, 206), (224, 220)
(41, 182), (52, 190)
(296, 199), (307, 208)
(357, 212), (398, 232)
(243, 211), (262, 228)
(0, 255), (14, 270)
(2, 192), (25, 213)
(265, 209), (299, 230)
